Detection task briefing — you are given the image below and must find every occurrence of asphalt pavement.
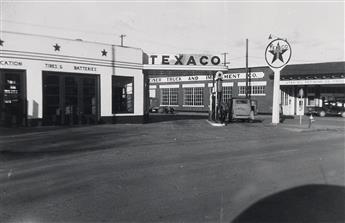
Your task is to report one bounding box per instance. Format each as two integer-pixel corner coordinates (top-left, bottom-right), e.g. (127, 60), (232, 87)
(0, 115), (344, 222)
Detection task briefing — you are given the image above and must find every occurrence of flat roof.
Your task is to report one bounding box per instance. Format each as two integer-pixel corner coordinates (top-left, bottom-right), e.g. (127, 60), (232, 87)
(281, 61), (345, 75)
(1, 30), (143, 51)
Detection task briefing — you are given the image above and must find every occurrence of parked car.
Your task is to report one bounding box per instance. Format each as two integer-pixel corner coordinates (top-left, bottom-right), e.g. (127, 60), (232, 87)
(149, 106), (174, 114)
(228, 97), (256, 122)
(307, 100), (345, 117)
(149, 106), (159, 113)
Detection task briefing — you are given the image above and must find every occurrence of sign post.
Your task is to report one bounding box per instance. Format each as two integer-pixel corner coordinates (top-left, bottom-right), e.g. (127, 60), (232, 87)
(214, 71), (223, 122)
(298, 88), (304, 125)
(265, 38), (292, 125)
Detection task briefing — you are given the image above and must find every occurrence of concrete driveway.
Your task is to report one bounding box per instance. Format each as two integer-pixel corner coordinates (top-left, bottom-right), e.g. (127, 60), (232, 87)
(0, 117), (344, 222)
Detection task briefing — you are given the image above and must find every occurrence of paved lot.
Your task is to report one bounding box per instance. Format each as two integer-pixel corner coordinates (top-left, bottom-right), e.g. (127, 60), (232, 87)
(0, 116), (344, 222)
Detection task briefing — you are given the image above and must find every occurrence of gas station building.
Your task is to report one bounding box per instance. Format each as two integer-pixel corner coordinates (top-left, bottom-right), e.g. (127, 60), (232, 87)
(145, 58), (345, 116)
(1, 31), (344, 127)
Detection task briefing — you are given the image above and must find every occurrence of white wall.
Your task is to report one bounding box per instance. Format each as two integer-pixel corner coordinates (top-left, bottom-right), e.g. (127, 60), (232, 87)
(0, 31), (144, 120)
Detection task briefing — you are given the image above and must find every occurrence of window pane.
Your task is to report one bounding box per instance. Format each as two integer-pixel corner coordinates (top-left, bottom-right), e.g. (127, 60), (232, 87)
(238, 86), (246, 95)
(170, 88), (179, 105)
(83, 77), (96, 115)
(251, 85), (265, 95)
(183, 87), (203, 106)
(149, 89), (156, 98)
(222, 86), (232, 103)
(161, 88), (169, 105)
(183, 88), (193, 105)
(194, 88), (204, 106)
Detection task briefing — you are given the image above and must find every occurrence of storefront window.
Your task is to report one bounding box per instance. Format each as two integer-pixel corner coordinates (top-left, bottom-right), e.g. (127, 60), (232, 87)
(1, 70), (26, 126)
(238, 86), (246, 95)
(161, 88), (178, 106)
(307, 96), (315, 106)
(112, 76), (134, 113)
(83, 77), (97, 115)
(183, 87), (203, 106)
(239, 85), (265, 95)
(251, 86), (265, 95)
(222, 86), (232, 102)
(149, 89), (156, 98)
(43, 72), (99, 125)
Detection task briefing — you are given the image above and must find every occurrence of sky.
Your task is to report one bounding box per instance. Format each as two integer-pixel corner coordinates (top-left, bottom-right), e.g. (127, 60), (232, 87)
(1, 0), (344, 68)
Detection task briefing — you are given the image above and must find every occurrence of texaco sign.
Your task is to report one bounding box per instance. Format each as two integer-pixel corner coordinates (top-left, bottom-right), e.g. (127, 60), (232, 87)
(265, 39), (292, 69)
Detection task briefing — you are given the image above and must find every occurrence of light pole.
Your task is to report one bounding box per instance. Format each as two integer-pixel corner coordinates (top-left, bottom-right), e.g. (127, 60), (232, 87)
(120, 34), (126, 47)
(221, 52), (230, 67)
(245, 39), (249, 98)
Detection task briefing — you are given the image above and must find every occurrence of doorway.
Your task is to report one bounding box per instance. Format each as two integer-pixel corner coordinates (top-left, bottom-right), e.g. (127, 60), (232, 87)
(0, 69), (27, 127)
(281, 86), (295, 116)
(42, 72), (99, 125)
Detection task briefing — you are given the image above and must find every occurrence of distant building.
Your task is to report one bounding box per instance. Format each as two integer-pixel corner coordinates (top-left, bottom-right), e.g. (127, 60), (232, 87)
(143, 53), (228, 112)
(280, 62), (345, 116)
(144, 56), (345, 116)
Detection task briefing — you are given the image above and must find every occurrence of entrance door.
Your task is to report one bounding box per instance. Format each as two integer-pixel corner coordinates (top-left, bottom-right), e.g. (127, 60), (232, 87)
(81, 77), (98, 124)
(0, 69), (26, 127)
(281, 87), (295, 116)
(64, 76), (79, 125)
(43, 72), (99, 125)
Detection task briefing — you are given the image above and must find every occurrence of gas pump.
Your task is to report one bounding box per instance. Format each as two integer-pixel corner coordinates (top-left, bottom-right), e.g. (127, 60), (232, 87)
(209, 71), (223, 122)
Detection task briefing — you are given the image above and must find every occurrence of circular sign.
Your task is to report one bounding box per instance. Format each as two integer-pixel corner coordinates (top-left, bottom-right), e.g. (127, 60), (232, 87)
(265, 39), (292, 69)
(215, 71), (223, 80)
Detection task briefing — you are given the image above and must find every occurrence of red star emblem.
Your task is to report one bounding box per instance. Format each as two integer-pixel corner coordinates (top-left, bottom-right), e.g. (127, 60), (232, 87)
(269, 42), (287, 63)
(53, 44), (61, 51)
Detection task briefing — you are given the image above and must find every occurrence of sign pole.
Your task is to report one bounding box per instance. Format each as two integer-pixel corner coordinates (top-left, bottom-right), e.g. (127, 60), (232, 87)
(298, 88), (304, 125)
(215, 87), (218, 121)
(272, 68), (281, 124)
(245, 39), (249, 98)
(299, 95), (302, 125)
(265, 37), (292, 125)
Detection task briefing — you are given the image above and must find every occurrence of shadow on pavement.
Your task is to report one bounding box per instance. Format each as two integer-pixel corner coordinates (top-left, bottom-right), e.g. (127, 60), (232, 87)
(280, 115), (295, 123)
(0, 149), (88, 161)
(232, 184), (345, 223)
(0, 125), (93, 136)
(228, 119), (263, 124)
(147, 113), (208, 123)
(148, 113), (266, 124)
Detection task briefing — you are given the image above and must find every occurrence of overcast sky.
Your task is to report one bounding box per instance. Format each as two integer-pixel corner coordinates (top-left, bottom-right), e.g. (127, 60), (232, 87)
(1, 0), (344, 68)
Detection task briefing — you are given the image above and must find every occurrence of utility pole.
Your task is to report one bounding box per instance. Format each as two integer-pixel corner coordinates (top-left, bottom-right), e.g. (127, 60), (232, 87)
(221, 52), (230, 67)
(120, 34), (126, 47)
(245, 39), (249, 98)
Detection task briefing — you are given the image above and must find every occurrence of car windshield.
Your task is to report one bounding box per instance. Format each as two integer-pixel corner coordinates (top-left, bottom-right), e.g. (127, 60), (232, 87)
(324, 100), (345, 107)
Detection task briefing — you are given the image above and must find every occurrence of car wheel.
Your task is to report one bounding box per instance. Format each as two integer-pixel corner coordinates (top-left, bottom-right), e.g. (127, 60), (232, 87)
(341, 112), (345, 118)
(319, 111), (326, 117)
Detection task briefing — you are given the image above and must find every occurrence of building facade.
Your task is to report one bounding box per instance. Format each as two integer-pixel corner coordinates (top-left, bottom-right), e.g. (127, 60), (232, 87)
(144, 53), (274, 114)
(280, 62), (345, 116)
(145, 57), (345, 116)
(144, 54), (230, 112)
(0, 31), (147, 127)
(1, 32), (343, 128)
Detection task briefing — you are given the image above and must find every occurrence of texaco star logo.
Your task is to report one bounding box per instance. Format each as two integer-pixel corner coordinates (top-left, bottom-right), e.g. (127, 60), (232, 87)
(265, 39), (291, 69)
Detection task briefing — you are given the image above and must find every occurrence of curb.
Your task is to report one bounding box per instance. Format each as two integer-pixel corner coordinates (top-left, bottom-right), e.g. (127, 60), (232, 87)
(206, 120), (226, 127)
(279, 126), (344, 133)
